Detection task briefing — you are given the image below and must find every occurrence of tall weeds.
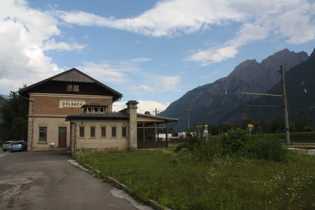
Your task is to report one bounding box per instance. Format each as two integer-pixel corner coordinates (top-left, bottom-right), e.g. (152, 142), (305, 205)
(176, 128), (288, 162)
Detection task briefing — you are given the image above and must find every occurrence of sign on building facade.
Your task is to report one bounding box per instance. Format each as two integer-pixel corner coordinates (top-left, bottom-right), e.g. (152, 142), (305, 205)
(59, 99), (86, 108)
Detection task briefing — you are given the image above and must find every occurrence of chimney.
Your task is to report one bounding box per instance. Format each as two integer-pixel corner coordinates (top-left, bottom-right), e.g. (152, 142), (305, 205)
(126, 100), (138, 150)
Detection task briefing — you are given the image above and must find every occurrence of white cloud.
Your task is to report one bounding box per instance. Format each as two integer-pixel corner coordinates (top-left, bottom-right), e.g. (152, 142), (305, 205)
(185, 46), (238, 66)
(129, 74), (181, 94)
(0, 0), (63, 92)
(57, 0), (243, 37)
(157, 75), (181, 92)
(126, 0), (243, 36)
(77, 60), (140, 85)
(1, 0), (314, 93)
(55, 0), (315, 65)
(273, 3), (315, 44)
(43, 38), (86, 51)
(185, 23), (270, 65)
(185, 0), (315, 65)
(113, 100), (170, 114)
(0, 0), (87, 93)
(76, 58), (180, 98)
(129, 57), (151, 63)
(138, 85), (155, 92)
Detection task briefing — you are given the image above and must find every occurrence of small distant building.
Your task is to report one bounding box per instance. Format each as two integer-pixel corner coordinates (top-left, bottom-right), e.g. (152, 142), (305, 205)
(178, 132), (186, 138)
(157, 133), (173, 139)
(178, 125), (208, 138)
(19, 68), (177, 152)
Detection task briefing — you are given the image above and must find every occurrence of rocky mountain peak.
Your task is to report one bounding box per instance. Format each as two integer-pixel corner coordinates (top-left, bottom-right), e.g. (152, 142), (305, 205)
(160, 48), (310, 131)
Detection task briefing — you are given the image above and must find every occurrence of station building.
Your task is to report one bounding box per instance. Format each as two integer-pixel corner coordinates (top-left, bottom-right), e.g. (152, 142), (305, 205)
(19, 68), (177, 152)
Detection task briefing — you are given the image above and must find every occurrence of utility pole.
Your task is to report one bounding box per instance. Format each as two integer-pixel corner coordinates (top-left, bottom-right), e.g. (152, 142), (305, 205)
(240, 65), (291, 145)
(280, 65), (291, 145)
(183, 109), (192, 130)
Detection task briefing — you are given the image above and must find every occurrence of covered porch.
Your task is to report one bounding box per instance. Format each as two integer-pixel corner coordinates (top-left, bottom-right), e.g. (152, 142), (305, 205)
(136, 114), (177, 149)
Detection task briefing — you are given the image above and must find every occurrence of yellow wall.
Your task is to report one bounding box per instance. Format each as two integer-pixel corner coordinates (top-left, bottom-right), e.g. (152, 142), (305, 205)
(27, 92), (113, 151)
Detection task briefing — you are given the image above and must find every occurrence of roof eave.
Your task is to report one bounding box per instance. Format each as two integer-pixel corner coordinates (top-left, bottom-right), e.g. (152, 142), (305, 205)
(19, 68), (123, 101)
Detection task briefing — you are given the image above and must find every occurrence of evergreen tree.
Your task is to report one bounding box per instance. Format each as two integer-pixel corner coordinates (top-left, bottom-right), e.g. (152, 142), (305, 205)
(0, 91), (28, 141)
(271, 116), (284, 133)
(295, 110), (313, 132)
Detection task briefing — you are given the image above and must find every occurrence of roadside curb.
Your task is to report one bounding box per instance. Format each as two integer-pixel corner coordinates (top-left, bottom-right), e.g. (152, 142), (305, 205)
(67, 159), (169, 210)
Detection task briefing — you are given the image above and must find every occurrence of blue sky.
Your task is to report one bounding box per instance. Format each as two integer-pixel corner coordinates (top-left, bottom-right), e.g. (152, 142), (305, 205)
(1, 0), (315, 113)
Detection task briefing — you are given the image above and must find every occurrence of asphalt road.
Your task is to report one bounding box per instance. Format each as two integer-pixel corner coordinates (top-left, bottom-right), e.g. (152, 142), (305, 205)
(0, 150), (151, 210)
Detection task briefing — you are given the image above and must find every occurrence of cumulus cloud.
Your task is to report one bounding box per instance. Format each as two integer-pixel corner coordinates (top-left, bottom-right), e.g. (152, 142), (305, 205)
(129, 57), (151, 63)
(129, 74), (181, 94)
(0, 0), (61, 92)
(157, 75), (181, 92)
(0, 0), (88, 93)
(185, 46), (239, 66)
(113, 100), (170, 114)
(186, 0), (315, 65)
(77, 60), (140, 85)
(56, 0), (243, 37)
(1, 0), (314, 94)
(43, 38), (86, 51)
(56, 0), (315, 65)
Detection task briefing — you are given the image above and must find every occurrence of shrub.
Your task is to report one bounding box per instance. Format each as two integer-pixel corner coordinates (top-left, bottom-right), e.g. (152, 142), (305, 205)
(220, 128), (250, 154)
(175, 129), (222, 162)
(175, 128), (289, 163)
(245, 135), (288, 162)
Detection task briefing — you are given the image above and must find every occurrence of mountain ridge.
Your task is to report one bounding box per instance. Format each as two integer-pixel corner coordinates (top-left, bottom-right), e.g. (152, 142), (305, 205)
(220, 48), (315, 124)
(160, 49), (310, 131)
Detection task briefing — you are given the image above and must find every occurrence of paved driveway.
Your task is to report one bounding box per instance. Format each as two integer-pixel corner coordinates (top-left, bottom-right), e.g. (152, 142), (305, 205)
(0, 150), (150, 210)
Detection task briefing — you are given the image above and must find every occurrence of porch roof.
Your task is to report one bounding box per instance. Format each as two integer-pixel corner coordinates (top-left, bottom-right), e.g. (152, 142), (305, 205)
(65, 110), (178, 124)
(66, 111), (129, 121)
(137, 113), (177, 124)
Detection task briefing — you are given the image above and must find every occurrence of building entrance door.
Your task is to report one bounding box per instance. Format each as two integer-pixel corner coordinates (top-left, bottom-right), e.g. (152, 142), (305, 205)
(58, 127), (67, 148)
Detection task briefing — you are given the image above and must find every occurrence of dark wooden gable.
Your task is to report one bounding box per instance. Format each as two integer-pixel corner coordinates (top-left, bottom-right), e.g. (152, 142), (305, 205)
(19, 68), (122, 101)
(52, 70), (94, 83)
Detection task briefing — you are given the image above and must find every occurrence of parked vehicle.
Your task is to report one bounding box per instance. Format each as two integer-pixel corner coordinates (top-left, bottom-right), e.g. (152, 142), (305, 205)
(2, 140), (15, 151)
(10, 140), (27, 152)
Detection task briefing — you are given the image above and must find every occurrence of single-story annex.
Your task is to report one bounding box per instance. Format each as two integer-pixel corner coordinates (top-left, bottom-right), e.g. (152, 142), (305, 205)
(19, 68), (177, 152)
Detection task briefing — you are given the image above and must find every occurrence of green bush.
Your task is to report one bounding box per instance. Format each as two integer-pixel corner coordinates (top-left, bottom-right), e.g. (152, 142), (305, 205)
(245, 135), (288, 162)
(175, 128), (289, 163)
(220, 128), (249, 154)
(175, 130), (222, 162)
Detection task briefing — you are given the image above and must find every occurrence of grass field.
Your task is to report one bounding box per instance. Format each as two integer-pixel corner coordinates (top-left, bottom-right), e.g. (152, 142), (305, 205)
(74, 149), (315, 209)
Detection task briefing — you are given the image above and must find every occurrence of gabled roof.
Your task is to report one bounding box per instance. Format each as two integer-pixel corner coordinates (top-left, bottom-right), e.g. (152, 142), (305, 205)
(19, 68), (122, 101)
